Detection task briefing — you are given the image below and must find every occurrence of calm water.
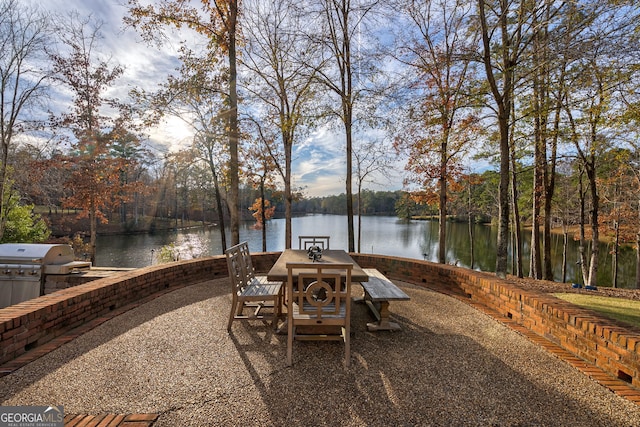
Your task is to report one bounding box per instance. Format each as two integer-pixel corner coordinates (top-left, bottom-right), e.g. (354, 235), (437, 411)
(95, 214), (638, 289)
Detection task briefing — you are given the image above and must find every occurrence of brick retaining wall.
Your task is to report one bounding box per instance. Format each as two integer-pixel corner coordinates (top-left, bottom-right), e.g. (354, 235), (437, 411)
(351, 254), (640, 389)
(1, 251), (639, 390)
(0, 257), (231, 366)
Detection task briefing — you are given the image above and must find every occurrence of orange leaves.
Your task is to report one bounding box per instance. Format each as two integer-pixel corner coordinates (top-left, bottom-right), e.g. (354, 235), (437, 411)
(596, 150), (640, 245)
(59, 139), (136, 224)
(410, 189), (439, 206)
(48, 13), (149, 239)
(249, 198), (275, 229)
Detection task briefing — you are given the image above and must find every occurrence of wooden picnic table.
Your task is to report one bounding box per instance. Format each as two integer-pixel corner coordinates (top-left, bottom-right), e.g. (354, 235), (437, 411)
(356, 268), (410, 331)
(266, 249), (369, 283)
(267, 249), (367, 336)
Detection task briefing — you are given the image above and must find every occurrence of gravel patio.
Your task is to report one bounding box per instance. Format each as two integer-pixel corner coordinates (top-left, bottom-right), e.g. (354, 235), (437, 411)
(1, 277), (640, 426)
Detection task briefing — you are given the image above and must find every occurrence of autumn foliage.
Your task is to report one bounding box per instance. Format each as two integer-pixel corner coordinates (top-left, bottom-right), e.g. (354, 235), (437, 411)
(249, 198), (275, 229)
(48, 14), (147, 262)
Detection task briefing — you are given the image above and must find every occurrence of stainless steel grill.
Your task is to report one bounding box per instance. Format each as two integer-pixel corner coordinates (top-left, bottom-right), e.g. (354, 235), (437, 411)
(0, 243), (91, 309)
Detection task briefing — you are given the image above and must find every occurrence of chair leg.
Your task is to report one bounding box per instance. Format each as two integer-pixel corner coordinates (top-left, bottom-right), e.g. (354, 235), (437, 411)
(272, 296), (280, 330)
(344, 325), (350, 367)
(236, 300), (244, 316)
(227, 296), (238, 332)
(287, 318), (294, 366)
(227, 307), (235, 332)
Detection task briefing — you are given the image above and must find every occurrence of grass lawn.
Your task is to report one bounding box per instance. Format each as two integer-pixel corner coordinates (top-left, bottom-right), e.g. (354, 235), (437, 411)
(554, 293), (640, 329)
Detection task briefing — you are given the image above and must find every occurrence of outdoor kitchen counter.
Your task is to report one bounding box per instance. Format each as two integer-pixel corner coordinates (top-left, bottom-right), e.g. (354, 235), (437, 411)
(0, 243), (91, 308)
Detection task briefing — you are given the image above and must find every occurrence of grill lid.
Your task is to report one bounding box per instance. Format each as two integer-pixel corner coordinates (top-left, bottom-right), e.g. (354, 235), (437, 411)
(0, 243), (76, 265)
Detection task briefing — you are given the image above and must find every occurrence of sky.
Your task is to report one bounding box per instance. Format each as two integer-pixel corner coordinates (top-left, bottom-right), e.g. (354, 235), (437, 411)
(24, 0), (407, 198)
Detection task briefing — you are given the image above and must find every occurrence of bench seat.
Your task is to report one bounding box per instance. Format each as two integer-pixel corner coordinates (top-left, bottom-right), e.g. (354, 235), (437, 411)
(357, 268), (410, 331)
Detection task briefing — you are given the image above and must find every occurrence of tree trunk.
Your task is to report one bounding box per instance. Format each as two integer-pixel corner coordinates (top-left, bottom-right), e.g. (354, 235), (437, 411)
(636, 230), (640, 289)
(227, 0), (240, 247)
(510, 130), (523, 278)
(613, 220), (619, 288)
(637, 202), (640, 289)
(531, 4), (555, 281)
(586, 162), (599, 288)
(496, 120), (510, 278)
(357, 184), (362, 253)
(531, 63), (543, 280)
(510, 181), (522, 277)
(543, 108), (560, 281)
(336, 0), (355, 253)
(577, 168), (590, 285)
(562, 223), (568, 283)
(210, 153), (227, 253)
(478, 0), (512, 278)
(260, 183), (267, 252)
(215, 191), (226, 253)
(345, 106), (355, 253)
(0, 139), (9, 241)
(201, 197), (205, 227)
(90, 197), (97, 265)
(468, 178), (475, 270)
(531, 153), (543, 279)
(438, 143), (447, 264)
(285, 141), (292, 249)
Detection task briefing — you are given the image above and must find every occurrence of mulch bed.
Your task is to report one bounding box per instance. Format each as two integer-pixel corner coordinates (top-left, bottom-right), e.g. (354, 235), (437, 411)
(505, 275), (640, 301)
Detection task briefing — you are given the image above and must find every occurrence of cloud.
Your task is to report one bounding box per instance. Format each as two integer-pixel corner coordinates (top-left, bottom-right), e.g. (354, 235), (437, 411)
(148, 116), (194, 154)
(24, 0), (409, 197)
(291, 121), (412, 196)
(294, 124), (347, 196)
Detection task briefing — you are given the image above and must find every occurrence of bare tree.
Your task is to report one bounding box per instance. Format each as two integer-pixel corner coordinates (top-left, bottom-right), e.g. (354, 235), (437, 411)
(560, 3), (638, 288)
(242, 0), (319, 249)
(0, 0), (51, 240)
(308, 0), (381, 252)
(194, 118), (229, 252)
(476, 0), (543, 277)
(134, 46), (230, 252)
(393, 0), (480, 264)
(353, 137), (393, 252)
(127, 0), (242, 246)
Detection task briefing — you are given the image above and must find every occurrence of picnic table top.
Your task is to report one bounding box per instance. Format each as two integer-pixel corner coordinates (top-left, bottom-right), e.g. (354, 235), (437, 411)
(266, 249), (369, 282)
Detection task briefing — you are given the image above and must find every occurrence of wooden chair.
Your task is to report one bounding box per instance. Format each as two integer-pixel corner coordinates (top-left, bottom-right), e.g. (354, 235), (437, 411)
(298, 235), (331, 250)
(225, 242), (283, 331)
(286, 262), (352, 367)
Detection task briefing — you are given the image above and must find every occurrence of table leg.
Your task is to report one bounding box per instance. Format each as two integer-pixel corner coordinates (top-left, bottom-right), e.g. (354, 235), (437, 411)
(365, 300), (402, 332)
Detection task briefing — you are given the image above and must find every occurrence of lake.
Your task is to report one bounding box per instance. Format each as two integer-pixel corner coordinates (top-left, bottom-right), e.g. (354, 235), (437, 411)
(95, 214), (638, 289)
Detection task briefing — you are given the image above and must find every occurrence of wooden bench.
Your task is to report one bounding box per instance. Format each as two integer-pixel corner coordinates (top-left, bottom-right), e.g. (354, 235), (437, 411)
(356, 268), (410, 331)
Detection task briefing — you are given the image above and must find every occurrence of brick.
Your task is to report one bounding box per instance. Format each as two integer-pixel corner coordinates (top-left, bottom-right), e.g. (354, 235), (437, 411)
(627, 336), (640, 352)
(2, 325), (24, 341)
(123, 414), (158, 422)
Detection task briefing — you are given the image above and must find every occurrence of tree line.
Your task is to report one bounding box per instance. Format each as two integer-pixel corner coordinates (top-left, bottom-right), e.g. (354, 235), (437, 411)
(1, 0), (639, 287)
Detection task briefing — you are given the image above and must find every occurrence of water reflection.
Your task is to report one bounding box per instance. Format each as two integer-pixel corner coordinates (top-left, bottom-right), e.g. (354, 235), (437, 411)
(95, 215), (638, 289)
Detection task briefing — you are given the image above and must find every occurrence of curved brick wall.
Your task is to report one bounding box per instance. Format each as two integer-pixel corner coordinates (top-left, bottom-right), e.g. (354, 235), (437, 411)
(0, 256), (233, 368)
(1, 252), (639, 389)
(351, 254), (640, 389)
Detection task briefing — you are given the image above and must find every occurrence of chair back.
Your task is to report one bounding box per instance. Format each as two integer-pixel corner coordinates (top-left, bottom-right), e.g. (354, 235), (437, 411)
(225, 242), (257, 294)
(286, 262), (352, 321)
(298, 235), (331, 250)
